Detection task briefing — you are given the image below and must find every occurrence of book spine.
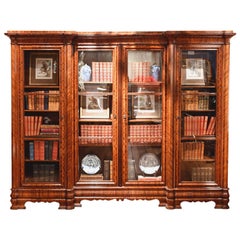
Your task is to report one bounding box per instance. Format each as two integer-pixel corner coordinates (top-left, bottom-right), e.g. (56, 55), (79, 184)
(103, 160), (110, 180)
(29, 141), (34, 160)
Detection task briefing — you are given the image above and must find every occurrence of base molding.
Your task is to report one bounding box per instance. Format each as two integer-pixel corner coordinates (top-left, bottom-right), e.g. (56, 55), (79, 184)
(10, 186), (229, 209)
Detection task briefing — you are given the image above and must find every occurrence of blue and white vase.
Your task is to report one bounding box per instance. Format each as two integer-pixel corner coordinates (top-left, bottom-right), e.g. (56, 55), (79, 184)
(151, 64), (160, 81)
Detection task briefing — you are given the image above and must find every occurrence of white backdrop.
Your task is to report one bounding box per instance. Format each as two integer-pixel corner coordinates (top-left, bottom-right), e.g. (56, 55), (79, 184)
(0, 1), (239, 239)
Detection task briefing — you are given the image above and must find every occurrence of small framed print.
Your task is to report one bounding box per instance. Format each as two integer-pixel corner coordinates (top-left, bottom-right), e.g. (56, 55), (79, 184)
(132, 93), (161, 119)
(29, 52), (58, 85)
(80, 95), (109, 118)
(181, 58), (206, 85)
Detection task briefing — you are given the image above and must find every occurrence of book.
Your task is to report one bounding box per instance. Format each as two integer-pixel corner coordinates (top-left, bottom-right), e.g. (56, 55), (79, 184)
(29, 140), (59, 161)
(128, 159), (136, 180)
(24, 116), (42, 136)
(183, 115), (215, 136)
(51, 141), (59, 160)
(91, 62), (113, 82)
(137, 175), (162, 181)
(182, 90), (210, 110)
(103, 160), (111, 180)
(25, 90), (59, 110)
(29, 141), (34, 160)
(31, 163), (57, 182)
(182, 90), (198, 110)
(79, 125), (112, 144)
(191, 167), (214, 181)
(79, 174), (104, 181)
(129, 124), (162, 143)
(40, 124), (59, 135)
(181, 141), (204, 160)
(128, 61), (153, 82)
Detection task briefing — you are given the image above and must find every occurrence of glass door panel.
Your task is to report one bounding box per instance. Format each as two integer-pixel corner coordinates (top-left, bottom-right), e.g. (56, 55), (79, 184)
(127, 50), (163, 182)
(23, 50), (60, 183)
(78, 50), (114, 182)
(180, 50), (217, 182)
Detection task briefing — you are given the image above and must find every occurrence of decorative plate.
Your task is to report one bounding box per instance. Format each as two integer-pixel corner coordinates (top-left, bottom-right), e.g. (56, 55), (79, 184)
(81, 154), (101, 174)
(139, 153), (160, 175)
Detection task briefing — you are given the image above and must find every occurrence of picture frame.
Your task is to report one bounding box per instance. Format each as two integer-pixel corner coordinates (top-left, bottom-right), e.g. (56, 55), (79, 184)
(181, 58), (206, 85)
(29, 52), (58, 85)
(80, 94), (109, 118)
(132, 92), (161, 119)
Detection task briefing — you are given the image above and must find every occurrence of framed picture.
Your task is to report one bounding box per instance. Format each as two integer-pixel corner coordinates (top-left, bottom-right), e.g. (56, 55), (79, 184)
(29, 52), (58, 85)
(132, 92), (161, 119)
(80, 95), (109, 118)
(181, 58), (206, 85)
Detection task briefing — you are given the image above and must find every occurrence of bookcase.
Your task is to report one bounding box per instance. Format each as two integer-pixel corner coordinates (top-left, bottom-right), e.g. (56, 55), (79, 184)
(6, 30), (235, 209)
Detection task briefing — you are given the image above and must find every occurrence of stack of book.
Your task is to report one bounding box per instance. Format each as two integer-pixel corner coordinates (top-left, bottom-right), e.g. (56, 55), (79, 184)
(79, 174), (104, 181)
(137, 175), (162, 181)
(182, 90), (210, 110)
(91, 62), (113, 82)
(28, 140), (59, 161)
(128, 61), (154, 82)
(181, 141), (204, 160)
(183, 115), (216, 136)
(191, 167), (214, 181)
(30, 163), (57, 182)
(79, 125), (112, 144)
(25, 90), (59, 110)
(24, 116), (42, 136)
(40, 124), (59, 136)
(129, 124), (162, 143)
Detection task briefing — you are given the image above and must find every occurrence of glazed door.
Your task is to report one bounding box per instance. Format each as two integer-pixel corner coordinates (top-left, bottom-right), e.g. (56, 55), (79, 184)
(122, 46), (166, 185)
(76, 47), (119, 184)
(176, 47), (220, 184)
(22, 49), (63, 184)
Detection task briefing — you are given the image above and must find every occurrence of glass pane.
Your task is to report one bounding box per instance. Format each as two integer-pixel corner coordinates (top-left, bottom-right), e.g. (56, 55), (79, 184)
(23, 51), (60, 183)
(78, 50), (114, 182)
(180, 50), (216, 182)
(128, 51), (162, 82)
(127, 50), (163, 182)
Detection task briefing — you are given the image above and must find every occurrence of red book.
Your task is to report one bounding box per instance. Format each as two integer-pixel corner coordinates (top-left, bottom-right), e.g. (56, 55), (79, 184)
(52, 141), (59, 160)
